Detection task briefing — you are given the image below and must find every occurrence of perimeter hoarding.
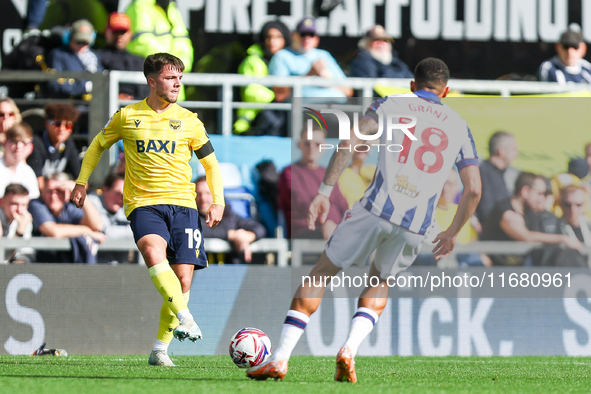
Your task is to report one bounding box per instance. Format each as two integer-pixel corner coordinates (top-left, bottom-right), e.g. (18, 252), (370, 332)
(2, 265), (591, 357)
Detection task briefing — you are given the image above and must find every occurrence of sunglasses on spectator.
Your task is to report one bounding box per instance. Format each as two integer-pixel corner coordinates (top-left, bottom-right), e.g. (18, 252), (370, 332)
(0, 112), (15, 118)
(74, 40), (90, 46)
(300, 32), (316, 38)
(49, 120), (74, 128)
(562, 201), (584, 208)
(562, 44), (580, 50)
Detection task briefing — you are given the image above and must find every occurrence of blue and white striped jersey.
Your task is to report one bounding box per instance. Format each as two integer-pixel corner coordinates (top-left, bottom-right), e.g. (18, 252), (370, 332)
(539, 56), (591, 84)
(360, 90), (479, 235)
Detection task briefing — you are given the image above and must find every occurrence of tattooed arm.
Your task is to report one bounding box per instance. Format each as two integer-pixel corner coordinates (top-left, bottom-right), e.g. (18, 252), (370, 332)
(308, 116), (379, 230)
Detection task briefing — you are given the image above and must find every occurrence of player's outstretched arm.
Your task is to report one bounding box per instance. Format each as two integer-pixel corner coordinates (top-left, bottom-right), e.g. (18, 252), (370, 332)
(433, 165), (482, 260)
(71, 137), (106, 208)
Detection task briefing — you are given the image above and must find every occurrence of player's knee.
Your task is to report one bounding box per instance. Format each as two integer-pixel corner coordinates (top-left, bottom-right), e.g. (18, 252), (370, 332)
(178, 275), (192, 293)
(311, 252), (341, 277)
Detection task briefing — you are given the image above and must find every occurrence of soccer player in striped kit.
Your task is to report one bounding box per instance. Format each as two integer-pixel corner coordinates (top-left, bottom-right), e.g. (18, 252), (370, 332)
(248, 58), (482, 382)
(70, 53), (224, 367)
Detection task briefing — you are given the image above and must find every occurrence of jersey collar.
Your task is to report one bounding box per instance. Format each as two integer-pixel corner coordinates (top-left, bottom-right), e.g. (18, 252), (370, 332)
(414, 89), (442, 105)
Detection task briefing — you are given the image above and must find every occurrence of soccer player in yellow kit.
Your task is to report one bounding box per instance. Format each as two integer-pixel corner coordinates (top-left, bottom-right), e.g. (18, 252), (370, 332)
(70, 53), (225, 366)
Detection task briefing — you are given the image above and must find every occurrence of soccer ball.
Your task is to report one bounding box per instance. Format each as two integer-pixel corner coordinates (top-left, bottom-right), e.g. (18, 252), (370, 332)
(229, 327), (272, 368)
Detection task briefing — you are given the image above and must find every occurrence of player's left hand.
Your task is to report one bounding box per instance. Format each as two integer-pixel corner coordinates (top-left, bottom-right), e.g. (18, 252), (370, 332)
(432, 230), (456, 260)
(206, 204), (224, 227)
(308, 194), (330, 231)
(70, 184), (87, 208)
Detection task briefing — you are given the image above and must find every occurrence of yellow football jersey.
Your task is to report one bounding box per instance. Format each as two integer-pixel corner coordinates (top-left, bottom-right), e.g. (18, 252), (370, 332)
(98, 99), (211, 217)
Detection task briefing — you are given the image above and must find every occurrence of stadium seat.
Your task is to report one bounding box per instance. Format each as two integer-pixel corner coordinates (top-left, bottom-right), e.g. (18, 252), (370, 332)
(21, 107), (46, 133)
(208, 162), (258, 219)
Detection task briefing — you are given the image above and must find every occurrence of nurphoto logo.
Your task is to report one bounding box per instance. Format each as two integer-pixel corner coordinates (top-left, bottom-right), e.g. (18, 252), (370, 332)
(303, 107), (418, 153)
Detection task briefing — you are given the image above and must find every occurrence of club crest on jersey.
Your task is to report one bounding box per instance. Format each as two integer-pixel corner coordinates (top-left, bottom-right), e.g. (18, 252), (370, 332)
(134, 119), (141, 128)
(394, 175), (419, 198)
(169, 120), (181, 130)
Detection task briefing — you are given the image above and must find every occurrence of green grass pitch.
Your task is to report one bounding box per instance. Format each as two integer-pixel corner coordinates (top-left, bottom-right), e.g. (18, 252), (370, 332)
(1, 355), (590, 393)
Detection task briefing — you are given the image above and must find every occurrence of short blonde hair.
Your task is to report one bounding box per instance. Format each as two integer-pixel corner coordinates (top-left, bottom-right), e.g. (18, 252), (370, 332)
(0, 97), (22, 124)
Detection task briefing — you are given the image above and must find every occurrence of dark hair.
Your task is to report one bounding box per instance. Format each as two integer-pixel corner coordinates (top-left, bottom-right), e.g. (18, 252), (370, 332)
(414, 58), (450, 90)
(4, 183), (29, 197)
(143, 53), (185, 79)
(6, 122), (33, 141)
(259, 20), (292, 47)
(488, 131), (514, 156)
(195, 175), (207, 184)
(44, 103), (80, 122)
(513, 172), (540, 197)
(103, 172), (124, 189)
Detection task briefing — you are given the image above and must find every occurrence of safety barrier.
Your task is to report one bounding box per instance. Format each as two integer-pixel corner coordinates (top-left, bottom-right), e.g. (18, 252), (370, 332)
(290, 239), (591, 267)
(0, 237), (289, 267)
(2, 237), (589, 269)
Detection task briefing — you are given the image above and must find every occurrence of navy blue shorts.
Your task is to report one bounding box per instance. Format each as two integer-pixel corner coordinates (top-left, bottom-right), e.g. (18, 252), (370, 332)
(129, 205), (207, 268)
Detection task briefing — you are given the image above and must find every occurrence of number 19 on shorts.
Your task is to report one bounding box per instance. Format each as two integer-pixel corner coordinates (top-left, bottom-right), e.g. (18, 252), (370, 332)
(185, 228), (202, 249)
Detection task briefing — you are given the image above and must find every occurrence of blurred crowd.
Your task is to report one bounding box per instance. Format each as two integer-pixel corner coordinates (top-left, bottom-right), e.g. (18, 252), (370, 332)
(2, 1), (591, 267)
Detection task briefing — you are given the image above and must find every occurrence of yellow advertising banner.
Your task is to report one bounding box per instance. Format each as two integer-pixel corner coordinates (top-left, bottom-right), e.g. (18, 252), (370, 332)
(445, 97), (591, 177)
(374, 85), (591, 178)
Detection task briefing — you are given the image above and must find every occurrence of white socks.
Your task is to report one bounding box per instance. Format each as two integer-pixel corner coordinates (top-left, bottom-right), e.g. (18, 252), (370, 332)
(272, 310), (310, 361)
(153, 339), (168, 351)
(176, 292), (193, 321)
(343, 307), (379, 357)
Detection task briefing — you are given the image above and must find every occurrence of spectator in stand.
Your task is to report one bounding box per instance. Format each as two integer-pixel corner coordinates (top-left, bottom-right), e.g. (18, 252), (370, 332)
(337, 149), (376, 209)
(268, 16), (353, 104)
(29, 172), (106, 264)
(27, 103), (81, 191)
(550, 158), (590, 218)
(0, 97), (22, 147)
(86, 172), (133, 264)
(536, 177), (560, 235)
(554, 185), (591, 266)
(195, 176), (266, 264)
(0, 184), (35, 263)
(278, 128), (348, 239)
(47, 19), (103, 99)
(481, 172), (581, 266)
(125, 0), (193, 101)
(234, 20), (291, 135)
(539, 26), (591, 84)
(475, 131), (520, 224)
(349, 25), (413, 81)
(0, 123), (40, 200)
(97, 12), (149, 101)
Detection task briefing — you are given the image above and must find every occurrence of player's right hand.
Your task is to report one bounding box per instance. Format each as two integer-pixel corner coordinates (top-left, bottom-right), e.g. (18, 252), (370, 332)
(432, 230), (456, 260)
(308, 194), (330, 231)
(70, 184), (87, 208)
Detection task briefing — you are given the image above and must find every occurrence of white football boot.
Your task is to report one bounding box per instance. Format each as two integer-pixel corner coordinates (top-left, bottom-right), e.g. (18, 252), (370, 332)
(173, 317), (203, 342)
(148, 350), (177, 367)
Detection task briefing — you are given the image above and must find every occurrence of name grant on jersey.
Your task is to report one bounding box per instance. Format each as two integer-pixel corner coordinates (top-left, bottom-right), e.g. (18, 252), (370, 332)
(408, 104), (449, 121)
